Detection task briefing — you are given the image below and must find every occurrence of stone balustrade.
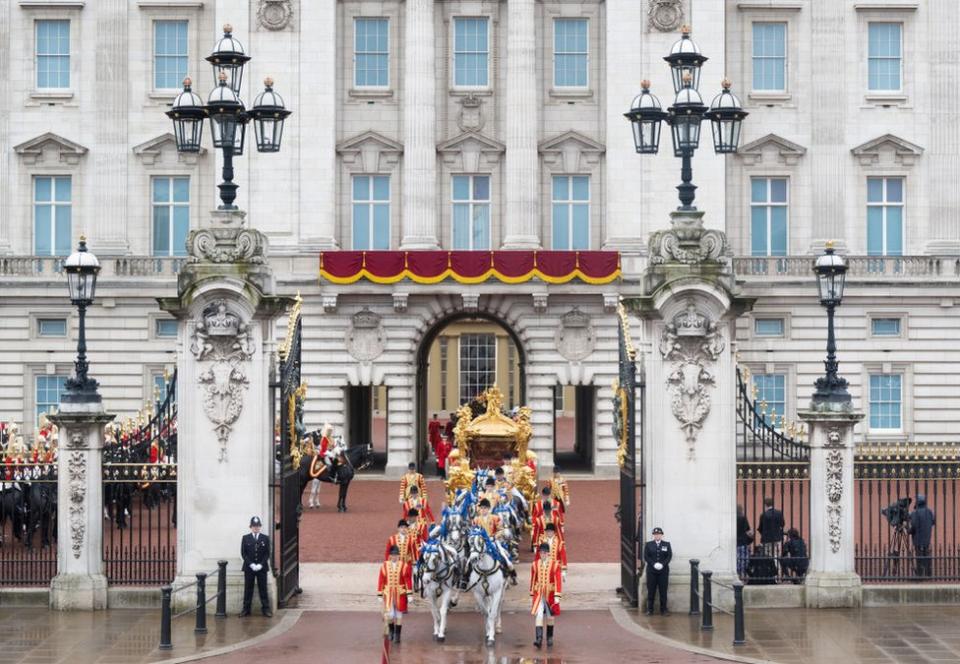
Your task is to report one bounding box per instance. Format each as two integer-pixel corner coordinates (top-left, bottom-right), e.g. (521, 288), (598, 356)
(734, 255), (960, 280)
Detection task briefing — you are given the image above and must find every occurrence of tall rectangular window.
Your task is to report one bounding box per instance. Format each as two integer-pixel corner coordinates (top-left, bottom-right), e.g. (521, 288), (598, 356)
(153, 176), (190, 256)
(867, 177), (903, 256)
(869, 374), (902, 430)
(553, 385), (564, 412)
(36, 375), (68, 425)
(554, 18), (588, 88)
(752, 373), (786, 428)
(750, 177), (788, 256)
(352, 175), (390, 250)
(507, 343), (516, 407)
(453, 17), (489, 87)
(868, 23), (902, 91)
(34, 176), (72, 256)
(452, 175), (490, 249)
(36, 20), (70, 89)
(154, 20), (188, 90)
(459, 333), (496, 404)
(752, 22), (786, 91)
(354, 18), (389, 87)
(152, 373), (170, 403)
(439, 337), (449, 411)
(552, 176), (590, 250)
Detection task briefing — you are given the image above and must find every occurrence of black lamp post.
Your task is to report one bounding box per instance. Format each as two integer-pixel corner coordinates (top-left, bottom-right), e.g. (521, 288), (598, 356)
(62, 237), (102, 404)
(624, 26), (747, 211)
(812, 243), (851, 406)
(166, 24), (292, 210)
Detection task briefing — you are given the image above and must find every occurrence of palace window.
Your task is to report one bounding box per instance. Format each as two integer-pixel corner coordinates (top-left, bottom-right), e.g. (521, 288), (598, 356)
(869, 373), (902, 431)
(459, 333), (496, 405)
(868, 23), (902, 91)
(453, 17), (489, 87)
(154, 20), (188, 90)
(35, 375), (68, 425)
(871, 318), (901, 337)
(354, 18), (389, 88)
(752, 23), (786, 92)
(867, 177), (903, 256)
(34, 176), (72, 256)
(552, 176), (590, 250)
(151, 372), (170, 403)
(153, 176), (190, 256)
(37, 318), (67, 338)
(752, 373), (786, 429)
(452, 175), (490, 250)
(352, 175), (390, 250)
(554, 19), (588, 88)
(750, 177), (788, 256)
(155, 319), (178, 338)
(440, 337), (449, 411)
(36, 20), (70, 89)
(553, 385), (564, 412)
(754, 318), (785, 337)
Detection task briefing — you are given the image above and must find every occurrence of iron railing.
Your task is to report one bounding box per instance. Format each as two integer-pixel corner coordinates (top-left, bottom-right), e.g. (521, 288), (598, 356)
(0, 463), (58, 586)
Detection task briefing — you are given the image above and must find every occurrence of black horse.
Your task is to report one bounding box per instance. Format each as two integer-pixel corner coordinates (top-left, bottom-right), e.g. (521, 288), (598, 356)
(298, 443), (373, 512)
(0, 486), (26, 545)
(24, 481), (56, 549)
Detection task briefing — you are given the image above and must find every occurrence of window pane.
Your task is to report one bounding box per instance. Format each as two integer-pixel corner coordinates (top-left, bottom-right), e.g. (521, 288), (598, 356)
(750, 207), (768, 256)
(372, 175), (390, 201)
(153, 177), (169, 203)
(571, 203), (589, 249)
(552, 176), (568, 201)
(35, 177), (52, 202)
(871, 318), (901, 336)
(866, 207), (884, 255)
(353, 176), (369, 201)
(886, 177), (903, 202)
(572, 176), (589, 201)
(770, 178), (787, 203)
(156, 319), (178, 337)
(54, 176), (71, 202)
(154, 21), (188, 89)
(373, 203), (390, 249)
(867, 178), (884, 202)
(54, 206), (71, 255)
(173, 206), (190, 256)
(454, 18), (488, 86)
(38, 318), (67, 337)
(886, 206), (903, 255)
(473, 204), (490, 249)
(35, 204), (51, 255)
(452, 176), (469, 201)
(452, 203), (470, 249)
(552, 204), (569, 250)
(37, 20), (70, 88)
(352, 204), (370, 250)
(473, 176), (490, 201)
(751, 178), (767, 203)
(754, 318), (785, 337)
(770, 206), (788, 256)
(153, 206), (170, 256)
(172, 177), (190, 202)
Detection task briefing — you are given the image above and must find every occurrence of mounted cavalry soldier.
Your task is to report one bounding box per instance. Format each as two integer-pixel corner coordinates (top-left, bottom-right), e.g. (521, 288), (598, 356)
(531, 541), (563, 649)
(466, 499), (517, 586)
(378, 545), (413, 643)
(398, 462), (427, 504)
(384, 519), (419, 566)
(240, 516), (272, 617)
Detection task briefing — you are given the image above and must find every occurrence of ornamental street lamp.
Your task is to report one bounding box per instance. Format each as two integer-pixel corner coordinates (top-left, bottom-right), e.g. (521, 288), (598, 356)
(624, 26), (747, 211)
(811, 242), (852, 407)
(62, 237), (102, 403)
(166, 24), (292, 210)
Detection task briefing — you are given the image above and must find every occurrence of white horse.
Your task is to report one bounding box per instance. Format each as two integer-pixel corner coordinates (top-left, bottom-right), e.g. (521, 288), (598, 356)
(438, 512), (468, 608)
(418, 541), (460, 642)
(465, 531), (507, 647)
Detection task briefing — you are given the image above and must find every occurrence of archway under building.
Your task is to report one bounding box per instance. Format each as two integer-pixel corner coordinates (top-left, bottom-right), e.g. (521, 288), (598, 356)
(553, 384), (595, 472)
(415, 313), (526, 472)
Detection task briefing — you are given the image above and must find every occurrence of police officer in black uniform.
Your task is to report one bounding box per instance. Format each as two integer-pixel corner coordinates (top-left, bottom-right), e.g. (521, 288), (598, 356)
(240, 516), (273, 617)
(642, 526), (672, 615)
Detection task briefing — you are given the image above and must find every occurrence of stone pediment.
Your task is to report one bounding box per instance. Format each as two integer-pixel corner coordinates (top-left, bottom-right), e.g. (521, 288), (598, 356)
(14, 132), (88, 166)
(737, 133), (807, 166)
(851, 134), (924, 167)
(336, 131), (404, 173)
(538, 130), (605, 172)
(133, 133), (206, 166)
(437, 131), (505, 171)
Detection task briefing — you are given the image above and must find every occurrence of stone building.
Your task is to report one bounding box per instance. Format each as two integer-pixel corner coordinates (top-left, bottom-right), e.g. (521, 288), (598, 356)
(0, 1), (957, 477)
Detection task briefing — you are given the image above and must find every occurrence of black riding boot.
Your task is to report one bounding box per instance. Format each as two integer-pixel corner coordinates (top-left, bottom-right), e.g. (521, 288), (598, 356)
(534, 626), (543, 648)
(547, 625), (554, 647)
(395, 625), (402, 643)
(388, 623), (395, 641)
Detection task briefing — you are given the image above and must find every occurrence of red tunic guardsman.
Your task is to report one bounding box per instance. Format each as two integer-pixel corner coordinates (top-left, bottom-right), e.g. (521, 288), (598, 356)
(534, 522), (568, 571)
(378, 545), (413, 643)
(149, 440), (161, 464)
(405, 509), (429, 550)
(398, 462), (427, 503)
(530, 542), (563, 649)
(550, 468), (570, 513)
(531, 502), (564, 551)
(400, 485), (435, 524)
(530, 486), (564, 522)
(428, 414), (443, 457)
(384, 520), (418, 566)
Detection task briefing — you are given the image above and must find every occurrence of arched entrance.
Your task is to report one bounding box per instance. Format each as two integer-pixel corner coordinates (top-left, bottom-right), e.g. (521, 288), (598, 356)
(415, 312), (527, 470)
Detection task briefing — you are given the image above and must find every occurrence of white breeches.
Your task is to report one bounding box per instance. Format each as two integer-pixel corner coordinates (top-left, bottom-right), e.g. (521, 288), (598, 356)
(534, 601), (555, 627)
(384, 608), (402, 622)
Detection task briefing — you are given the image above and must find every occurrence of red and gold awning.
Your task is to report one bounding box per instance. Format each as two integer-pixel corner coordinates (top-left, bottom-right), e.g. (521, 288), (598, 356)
(319, 251), (621, 285)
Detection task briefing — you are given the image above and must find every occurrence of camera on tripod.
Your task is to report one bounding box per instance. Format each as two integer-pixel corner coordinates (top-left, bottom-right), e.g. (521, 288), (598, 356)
(881, 497), (912, 528)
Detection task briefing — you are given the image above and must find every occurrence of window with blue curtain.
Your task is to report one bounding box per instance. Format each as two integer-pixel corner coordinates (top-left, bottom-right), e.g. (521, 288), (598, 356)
(454, 17), (489, 87)
(752, 373), (786, 429)
(554, 19), (588, 88)
(154, 21), (188, 89)
(155, 319), (178, 338)
(871, 318), (901, 337)
(552, 175), (590, 250)
(34, 176), (72, 256)
(152, 373), (170, 402)
(354, 18), (389, 87)
(452, 175), (490, 249)
(352, 175), (391, 250)
(754, 318), (785, 337)
(36, 375), (68, 425)
(867, 177), (903, 256)
(153, 177), (190, 256)
(868, 23), (902, 91)
(752, 23), (786, 91)
(750, 177), (788, 256)
(869, 374), (902, 430)
(36, 20), (70, 89)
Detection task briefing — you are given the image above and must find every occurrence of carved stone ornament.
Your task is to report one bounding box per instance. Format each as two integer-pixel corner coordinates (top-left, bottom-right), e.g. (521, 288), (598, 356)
(346, 308), (386, 362)
(649, 211), (728, 266)
(456, 94), (486, 133)
(649, 0), (684, 32)
(658, 301), (726, 457)
(190, 299), (255, 461)
(257, 0), (293, 31)
(68, 451), (86, 559)
(825, 427), (844, 554)
(556, 308), (596, 362)
(187, 211), (266, 265)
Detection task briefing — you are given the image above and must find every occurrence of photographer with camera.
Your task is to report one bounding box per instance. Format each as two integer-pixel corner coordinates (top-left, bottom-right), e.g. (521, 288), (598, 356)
(909, 494), (936, 578)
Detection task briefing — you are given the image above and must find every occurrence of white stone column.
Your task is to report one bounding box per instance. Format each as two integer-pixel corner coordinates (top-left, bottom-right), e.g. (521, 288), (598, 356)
(400, 0), (439, 249)
(0, 0), (12, 254)
(48, 403), (115, 610)
(798, 410), (864, 608)
(501, 0), (540, 249)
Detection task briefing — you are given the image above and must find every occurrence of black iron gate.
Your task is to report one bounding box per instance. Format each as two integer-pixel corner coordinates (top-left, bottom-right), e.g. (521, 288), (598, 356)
(615, 304), (643, 606)
(274, 298), (304, 606)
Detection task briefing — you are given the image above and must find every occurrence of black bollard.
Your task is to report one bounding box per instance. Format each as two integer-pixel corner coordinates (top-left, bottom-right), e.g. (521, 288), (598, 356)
(195, 573), (208, 634)
(689, 559), (700, 615)
(732, 580), (745, 645)
(700, 570), (713, 631)
(216, 560), (228, 618)
(159, 586), (173, 650)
